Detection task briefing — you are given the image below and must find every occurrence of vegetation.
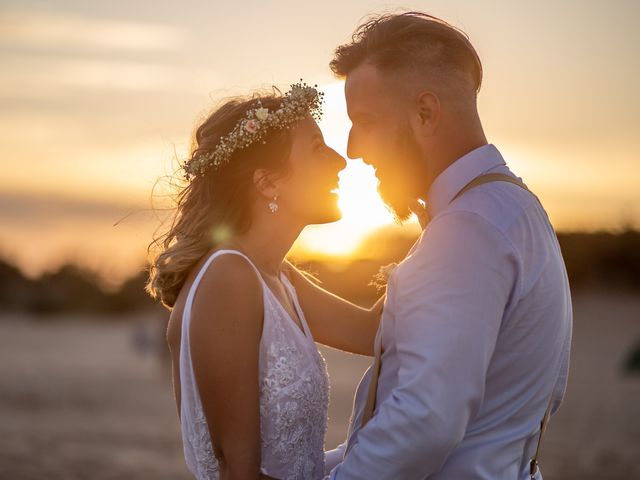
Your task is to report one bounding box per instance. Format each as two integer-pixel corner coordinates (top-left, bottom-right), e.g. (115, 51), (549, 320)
(1, 230), (638, 316)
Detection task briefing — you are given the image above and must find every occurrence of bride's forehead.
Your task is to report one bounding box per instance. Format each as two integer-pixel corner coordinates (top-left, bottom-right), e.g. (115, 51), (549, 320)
(292, 117), (322, 141)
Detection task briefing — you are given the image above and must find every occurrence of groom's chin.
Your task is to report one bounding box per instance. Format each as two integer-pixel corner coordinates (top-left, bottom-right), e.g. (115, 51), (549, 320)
(389, 204), (414, 224)
(379, 189), (413, 224)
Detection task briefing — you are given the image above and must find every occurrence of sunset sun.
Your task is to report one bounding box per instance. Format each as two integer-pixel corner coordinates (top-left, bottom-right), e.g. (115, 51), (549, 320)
(294, 159), (396, 257)
(291, 82), (399, 257)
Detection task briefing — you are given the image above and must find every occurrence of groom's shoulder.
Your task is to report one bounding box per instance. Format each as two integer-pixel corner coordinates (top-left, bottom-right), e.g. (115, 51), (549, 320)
(407, 182), (539, 259)
(397, 210), (509, 272)
(445, 179), (540, 234)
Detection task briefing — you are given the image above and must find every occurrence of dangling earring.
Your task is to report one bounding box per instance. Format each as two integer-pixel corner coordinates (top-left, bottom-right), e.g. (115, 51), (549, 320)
(268, 195), (279, 213)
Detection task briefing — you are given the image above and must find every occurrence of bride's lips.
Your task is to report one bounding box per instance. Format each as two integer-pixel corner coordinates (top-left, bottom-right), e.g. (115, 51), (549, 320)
(328, 178), (340, 195)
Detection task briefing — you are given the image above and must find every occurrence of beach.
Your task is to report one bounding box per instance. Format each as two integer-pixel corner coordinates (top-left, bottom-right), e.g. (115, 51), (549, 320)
(1, 291), (638, 479)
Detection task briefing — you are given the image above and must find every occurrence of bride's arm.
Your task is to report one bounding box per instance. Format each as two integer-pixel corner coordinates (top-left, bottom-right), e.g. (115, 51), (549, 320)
(190, 255), (278, 480)
(284, 261), (384, 356)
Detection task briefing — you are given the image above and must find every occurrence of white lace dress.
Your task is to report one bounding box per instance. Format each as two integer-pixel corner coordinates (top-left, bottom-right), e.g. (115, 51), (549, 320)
(179, 249), (330, 480)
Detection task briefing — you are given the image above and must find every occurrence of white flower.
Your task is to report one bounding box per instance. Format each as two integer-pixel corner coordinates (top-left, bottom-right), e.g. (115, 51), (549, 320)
(378, 262), (398, 281)
(255, 107), (269, 121)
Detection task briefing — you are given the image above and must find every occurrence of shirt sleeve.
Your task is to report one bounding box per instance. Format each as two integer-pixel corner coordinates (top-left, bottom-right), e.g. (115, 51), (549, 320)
(324, 441), (347, 475)
(331, 211), (519, 479)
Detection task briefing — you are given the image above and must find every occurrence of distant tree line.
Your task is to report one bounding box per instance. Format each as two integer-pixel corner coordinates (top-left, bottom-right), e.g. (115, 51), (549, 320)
(0, 262), (157, 316)
(557, 230), (640, 291)
(1, 230), (638, 316)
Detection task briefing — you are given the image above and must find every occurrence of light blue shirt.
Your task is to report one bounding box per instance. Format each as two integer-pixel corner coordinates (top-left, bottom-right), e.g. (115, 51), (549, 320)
(326, 144), (572, 479)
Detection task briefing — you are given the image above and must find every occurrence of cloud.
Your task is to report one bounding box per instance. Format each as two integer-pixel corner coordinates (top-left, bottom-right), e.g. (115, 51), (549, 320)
(0, 9), (190, 53)
(0, 54), (223, 99)
(0, 191), (144, 224)
(0, 9), (216, 97)
(1, 56), (194, 93)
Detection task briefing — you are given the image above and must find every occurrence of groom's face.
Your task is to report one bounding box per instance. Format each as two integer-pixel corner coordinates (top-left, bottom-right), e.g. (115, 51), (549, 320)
(344, 63), (427, 222)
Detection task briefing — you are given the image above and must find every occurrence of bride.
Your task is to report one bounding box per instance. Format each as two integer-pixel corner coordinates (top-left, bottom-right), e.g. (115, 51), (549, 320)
(147, 83), (383, 480)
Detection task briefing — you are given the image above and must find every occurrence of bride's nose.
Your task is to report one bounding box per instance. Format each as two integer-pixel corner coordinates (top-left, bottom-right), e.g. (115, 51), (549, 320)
(328, 147), (347, 171)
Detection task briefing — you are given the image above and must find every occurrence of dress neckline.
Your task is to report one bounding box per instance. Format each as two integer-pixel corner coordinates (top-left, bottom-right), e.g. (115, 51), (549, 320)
(276, 273), (312, 340)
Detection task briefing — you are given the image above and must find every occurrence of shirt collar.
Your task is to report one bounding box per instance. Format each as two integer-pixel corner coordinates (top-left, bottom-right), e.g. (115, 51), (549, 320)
(425, 144), (506, 218)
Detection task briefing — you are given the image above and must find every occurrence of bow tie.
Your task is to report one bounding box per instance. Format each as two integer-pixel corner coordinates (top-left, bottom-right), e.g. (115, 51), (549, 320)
(409, 199), (431, 229)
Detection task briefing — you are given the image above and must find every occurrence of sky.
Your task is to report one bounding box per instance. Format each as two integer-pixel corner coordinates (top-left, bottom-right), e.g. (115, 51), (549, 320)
(0, 0), (639, 281)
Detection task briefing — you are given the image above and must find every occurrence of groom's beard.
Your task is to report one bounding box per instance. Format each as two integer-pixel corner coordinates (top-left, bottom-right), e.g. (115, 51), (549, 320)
(378, 125), (426, 223)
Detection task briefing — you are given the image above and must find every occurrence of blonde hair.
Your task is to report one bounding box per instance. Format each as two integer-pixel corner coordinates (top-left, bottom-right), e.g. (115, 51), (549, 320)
(147, 94), (293, 309)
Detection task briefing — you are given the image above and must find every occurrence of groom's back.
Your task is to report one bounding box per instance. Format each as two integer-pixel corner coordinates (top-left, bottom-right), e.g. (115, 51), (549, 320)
(352, 150), (574, 480)
(430, 170), (573, 478)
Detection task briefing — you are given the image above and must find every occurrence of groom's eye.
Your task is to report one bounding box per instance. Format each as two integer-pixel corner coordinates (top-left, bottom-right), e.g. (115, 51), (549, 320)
(353, 114), (373, 126)
(355, 119), (373, 131)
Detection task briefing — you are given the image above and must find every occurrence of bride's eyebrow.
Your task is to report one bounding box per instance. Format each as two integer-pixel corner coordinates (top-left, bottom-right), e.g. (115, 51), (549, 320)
(310, 133), (324, 143)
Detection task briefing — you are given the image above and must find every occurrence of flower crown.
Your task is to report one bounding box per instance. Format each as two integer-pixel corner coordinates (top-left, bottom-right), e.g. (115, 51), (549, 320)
(183, 81), (325, 180)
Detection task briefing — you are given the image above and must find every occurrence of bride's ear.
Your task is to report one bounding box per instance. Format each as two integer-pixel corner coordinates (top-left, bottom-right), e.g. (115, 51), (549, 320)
(253, 169), (280, 200)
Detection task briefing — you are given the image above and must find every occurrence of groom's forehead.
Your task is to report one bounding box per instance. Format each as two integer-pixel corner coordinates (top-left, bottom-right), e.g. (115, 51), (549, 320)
(345, 64), (394, 113)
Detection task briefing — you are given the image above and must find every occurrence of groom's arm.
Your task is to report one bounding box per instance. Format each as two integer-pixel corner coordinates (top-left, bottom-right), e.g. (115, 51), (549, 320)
(330, 212), (518, 479)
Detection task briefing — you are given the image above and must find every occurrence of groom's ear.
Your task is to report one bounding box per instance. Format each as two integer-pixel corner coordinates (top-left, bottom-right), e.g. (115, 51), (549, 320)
(253, 169), (280, 199)
(415, 91), (440, 136)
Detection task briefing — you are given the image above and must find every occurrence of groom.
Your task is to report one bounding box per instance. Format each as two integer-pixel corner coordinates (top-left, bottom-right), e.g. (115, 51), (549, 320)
(324, 12), (572, 479)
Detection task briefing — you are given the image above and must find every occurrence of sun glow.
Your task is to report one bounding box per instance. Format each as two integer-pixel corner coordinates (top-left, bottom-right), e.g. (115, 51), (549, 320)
(294, 159), (396, 256)
(292, 82), (397, 257)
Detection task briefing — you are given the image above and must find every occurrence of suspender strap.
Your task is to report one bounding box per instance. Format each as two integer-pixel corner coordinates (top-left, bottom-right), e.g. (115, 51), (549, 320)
(530, 396), (554, 478)
(452, 172), (536, 203)
(360, 340), (382, 428)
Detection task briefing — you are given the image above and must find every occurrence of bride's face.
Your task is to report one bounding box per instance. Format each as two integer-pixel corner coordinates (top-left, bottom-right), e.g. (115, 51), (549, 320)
(277, 117), (346, 225)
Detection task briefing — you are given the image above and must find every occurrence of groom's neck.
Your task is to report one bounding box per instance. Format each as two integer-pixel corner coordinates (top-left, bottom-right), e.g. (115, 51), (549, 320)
(426, 117), (488, 188)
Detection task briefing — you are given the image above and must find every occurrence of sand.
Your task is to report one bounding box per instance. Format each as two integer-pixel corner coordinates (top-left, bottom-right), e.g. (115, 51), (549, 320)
(1, 291), (638, 479)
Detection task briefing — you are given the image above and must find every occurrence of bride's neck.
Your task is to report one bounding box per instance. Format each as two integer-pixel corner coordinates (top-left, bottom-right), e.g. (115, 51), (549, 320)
(226, 214), (302, 277)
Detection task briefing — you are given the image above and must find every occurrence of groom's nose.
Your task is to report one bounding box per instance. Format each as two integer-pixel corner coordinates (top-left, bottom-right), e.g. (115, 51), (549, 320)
(346, 128), (363, 161)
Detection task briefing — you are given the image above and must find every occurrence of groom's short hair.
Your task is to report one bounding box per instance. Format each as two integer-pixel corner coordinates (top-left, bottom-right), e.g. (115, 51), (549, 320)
(331, 12), (483, 95)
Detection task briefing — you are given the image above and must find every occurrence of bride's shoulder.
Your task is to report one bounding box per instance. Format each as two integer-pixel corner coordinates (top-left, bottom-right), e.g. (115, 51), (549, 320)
(191, 251), (263, 314)
(189, 252), (265, 350)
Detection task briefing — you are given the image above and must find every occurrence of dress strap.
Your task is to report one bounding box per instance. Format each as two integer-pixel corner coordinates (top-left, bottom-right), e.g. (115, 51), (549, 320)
(183, 249), (266, 329)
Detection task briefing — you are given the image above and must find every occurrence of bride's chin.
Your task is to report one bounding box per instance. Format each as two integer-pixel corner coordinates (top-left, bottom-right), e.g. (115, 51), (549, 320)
(312, 206), (342, 225)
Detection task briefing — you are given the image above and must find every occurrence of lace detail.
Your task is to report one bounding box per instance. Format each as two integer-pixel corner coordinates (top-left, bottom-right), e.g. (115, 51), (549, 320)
(185, 406), (219, 479)
(179, 250), (329, 480)
(259, 295), (330, 479)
